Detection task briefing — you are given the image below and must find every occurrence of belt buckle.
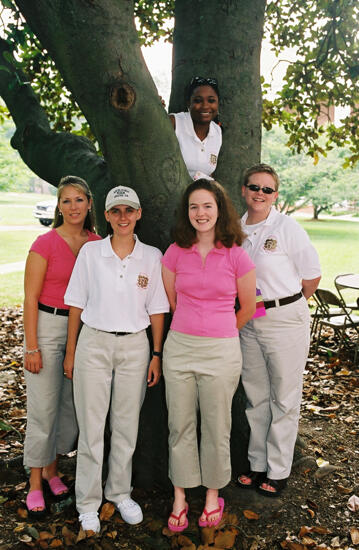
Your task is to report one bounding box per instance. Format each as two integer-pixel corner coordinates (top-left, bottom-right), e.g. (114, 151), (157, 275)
(54, 307), (58, 315)
(274, 298), (280, 307)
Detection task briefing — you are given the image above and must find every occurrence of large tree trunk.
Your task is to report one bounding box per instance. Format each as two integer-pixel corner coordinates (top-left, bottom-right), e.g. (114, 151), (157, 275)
(3, 0), (267, 487)
(15, 0), (191, 249)
(169, 0), (265, 213)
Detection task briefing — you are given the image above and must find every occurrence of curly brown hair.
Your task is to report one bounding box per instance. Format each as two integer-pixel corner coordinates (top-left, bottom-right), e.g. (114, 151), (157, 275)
(173, 179), (246, 248)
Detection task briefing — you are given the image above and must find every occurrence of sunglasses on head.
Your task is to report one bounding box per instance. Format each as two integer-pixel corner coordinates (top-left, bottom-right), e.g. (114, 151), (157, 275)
(190, 76), (218, 88)
(244, 183), (276, 195)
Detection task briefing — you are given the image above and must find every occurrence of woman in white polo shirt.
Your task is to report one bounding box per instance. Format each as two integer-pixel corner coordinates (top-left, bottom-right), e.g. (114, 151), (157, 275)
(63, 186), (169, 533)
(237, 164), (321, 497)
(169, 76), (222, 180)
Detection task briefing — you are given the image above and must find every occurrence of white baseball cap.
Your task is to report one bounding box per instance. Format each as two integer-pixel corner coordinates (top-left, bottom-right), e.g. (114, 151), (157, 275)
(105, 186), (141, 211)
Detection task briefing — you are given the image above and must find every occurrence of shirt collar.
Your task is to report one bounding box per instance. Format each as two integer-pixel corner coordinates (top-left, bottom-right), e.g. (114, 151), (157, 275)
(101, 234), (143, 259)
(184, 112), (214, 142)
(242, 206), (277, 227)
(184, 242), (226, 255)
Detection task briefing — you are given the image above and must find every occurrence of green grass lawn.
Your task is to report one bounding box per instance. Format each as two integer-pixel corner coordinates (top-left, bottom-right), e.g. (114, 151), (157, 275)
(296, 217), (359, 302)
(0, 191), (54, 226)
(0, 271), (24, 307)
(0, 230), (46, 265)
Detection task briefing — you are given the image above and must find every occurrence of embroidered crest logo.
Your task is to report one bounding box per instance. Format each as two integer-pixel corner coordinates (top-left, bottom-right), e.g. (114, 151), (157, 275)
(210, 154), (217, 165)
(263, 237), (277, 252)
(137, 273), (149, 289)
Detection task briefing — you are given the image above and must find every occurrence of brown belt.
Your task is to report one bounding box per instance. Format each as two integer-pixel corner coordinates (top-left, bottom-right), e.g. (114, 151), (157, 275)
(263, 292), (303, 310)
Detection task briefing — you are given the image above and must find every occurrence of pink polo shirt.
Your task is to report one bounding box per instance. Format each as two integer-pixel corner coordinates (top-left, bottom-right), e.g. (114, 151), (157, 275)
(30, 229), (101, 309)
(162, 242), (255, 338)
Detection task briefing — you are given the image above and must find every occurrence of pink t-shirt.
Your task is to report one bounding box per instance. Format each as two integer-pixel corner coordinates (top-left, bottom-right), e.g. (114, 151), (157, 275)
(162, 242), (255, 337)
(30, 229), (101, 309)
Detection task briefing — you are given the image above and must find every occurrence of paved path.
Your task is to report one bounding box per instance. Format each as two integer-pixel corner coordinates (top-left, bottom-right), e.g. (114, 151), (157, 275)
(0, 261), (25, 274)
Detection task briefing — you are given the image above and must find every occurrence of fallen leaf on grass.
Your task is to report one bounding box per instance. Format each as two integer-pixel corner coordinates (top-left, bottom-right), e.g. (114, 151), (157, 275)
(39, 532), (54, 540)
(17, 507), (28, 519)
(62, 525), (76, 545)
(49, 540), (63, 548)
(201, 527), (215, 545)
(162, 526), (175, 537)
(300, 535), (317, 546)
(214, 527), (238, 548)
(348, 495), (359, 512)
(350, 527), (359, 544)
(280, 542), (307, 549)
(243, 509), (259, 520)
(307, 509), (315, 518)
(99, 501), (115, 521)
(177, 534), (196, 548)
(337, 484), (352, 494)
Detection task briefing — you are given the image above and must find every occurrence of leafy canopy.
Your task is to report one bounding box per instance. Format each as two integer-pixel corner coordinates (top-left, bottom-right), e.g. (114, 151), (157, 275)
(1, 0), (359, 164)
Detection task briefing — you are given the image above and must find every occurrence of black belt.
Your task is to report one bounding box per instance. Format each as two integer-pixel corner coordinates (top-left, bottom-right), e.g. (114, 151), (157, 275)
(264, 292), (303, 310)
(108, 331), (133, 336)
(38, 303), (69, 317)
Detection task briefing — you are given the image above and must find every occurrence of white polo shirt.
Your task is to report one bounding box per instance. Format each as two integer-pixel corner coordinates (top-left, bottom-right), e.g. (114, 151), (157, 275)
(241, 207), (321, 300)
(171, 112), (222, 179)
(64, 235), (169, 332)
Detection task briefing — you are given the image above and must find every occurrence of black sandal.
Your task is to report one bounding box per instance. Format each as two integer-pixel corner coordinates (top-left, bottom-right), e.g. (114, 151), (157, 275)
(256, 477), (287, 498)
(237, 471), (266, 490)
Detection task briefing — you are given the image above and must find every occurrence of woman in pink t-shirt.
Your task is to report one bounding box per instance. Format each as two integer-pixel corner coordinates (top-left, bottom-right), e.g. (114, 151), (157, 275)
(23, 175), (100, 517)
(162, 179), (256, 531)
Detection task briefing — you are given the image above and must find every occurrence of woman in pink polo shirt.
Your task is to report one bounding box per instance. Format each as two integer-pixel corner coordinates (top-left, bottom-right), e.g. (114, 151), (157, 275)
(23, 175), (100, 517)
(162, 179), (256, 531)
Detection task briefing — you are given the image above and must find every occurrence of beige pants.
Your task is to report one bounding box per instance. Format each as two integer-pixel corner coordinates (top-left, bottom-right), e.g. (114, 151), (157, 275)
(24, 310), (78, 467)
(240, 297), (310, 479)
(163, 330), (242, 489)
(73, 325), (149, 514)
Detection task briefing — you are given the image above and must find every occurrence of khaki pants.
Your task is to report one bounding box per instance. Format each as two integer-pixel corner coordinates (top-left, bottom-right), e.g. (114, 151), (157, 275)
(163, 330), (242, 489)
(240, 297), (310, 479)
(24, 310), (78, 467)
(73, 325), (149, 513)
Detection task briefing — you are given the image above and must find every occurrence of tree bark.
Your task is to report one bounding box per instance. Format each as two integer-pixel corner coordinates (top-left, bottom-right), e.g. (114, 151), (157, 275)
(0, 37), (111, 233)
(15, 0), (191, 249)
(2, 0), (268, 487)
(169, 0), (265, 213)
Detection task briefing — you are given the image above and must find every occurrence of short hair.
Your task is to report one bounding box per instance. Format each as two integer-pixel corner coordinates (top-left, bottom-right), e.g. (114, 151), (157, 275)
(53, 175), (97, 231)
(243, 163), (280, 191)
(173, 179), (246, 248)
(185, 76), (220, 103)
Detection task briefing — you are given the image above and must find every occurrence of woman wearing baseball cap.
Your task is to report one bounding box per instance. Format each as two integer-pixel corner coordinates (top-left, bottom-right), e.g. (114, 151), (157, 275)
(63, 186), (169, 533)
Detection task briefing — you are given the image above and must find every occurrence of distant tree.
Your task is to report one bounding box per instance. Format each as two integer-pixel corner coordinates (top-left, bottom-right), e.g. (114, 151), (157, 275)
(262, 126), (359, 218)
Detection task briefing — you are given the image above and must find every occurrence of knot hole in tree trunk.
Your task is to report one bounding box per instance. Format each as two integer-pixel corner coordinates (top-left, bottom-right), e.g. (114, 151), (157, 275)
(110, 83), (136, 111)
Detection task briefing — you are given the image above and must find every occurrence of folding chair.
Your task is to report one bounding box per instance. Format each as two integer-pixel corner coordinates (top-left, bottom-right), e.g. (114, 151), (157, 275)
(334, 274), (359, 311)
(311, 288), (345, 337)
(314, 288), (359, 357)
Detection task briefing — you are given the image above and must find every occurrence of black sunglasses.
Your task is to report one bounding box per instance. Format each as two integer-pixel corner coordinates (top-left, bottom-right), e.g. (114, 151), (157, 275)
(244, 183), (276, 195)
(190, 76), (218, 88)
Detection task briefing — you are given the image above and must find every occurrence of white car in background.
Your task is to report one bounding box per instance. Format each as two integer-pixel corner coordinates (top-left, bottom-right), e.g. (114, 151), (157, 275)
(33, 199), (57, 226)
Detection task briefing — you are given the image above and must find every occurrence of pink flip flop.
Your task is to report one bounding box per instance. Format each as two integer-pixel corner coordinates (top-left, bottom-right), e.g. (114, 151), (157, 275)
(26, 489), (46, 517)
(168, 504), (189, 533)
(198, 497), (224, 528)
(44, 476), (69, 498)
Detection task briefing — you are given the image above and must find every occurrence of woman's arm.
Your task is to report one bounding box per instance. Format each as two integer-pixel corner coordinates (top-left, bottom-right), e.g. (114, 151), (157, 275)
(63, 306), (83, 380)
(162, 265), (177, 313)
(302, 276), (321, 300)
(23, 252), (48, 374)
(236, 269), (257, 330)
(147, 313), (165, 388)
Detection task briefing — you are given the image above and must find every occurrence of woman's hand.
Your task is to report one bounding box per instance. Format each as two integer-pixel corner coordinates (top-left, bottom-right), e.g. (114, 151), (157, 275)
(24, 350), (43, 374)
(147, 357), (162, 387)
(63, 353), (75, 380)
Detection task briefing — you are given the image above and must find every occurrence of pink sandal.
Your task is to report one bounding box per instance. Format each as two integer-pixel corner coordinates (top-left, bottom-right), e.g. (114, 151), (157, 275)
(168, 505), (189, 533)
(26, 490), (46, 517)
(198, 497), (224, 528)
(44, 476), (69, 498)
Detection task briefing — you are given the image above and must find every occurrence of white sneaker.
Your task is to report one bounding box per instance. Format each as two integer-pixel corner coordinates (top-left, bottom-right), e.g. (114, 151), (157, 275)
(116, 498), (143, 525)
(79, 511), (100, 533)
